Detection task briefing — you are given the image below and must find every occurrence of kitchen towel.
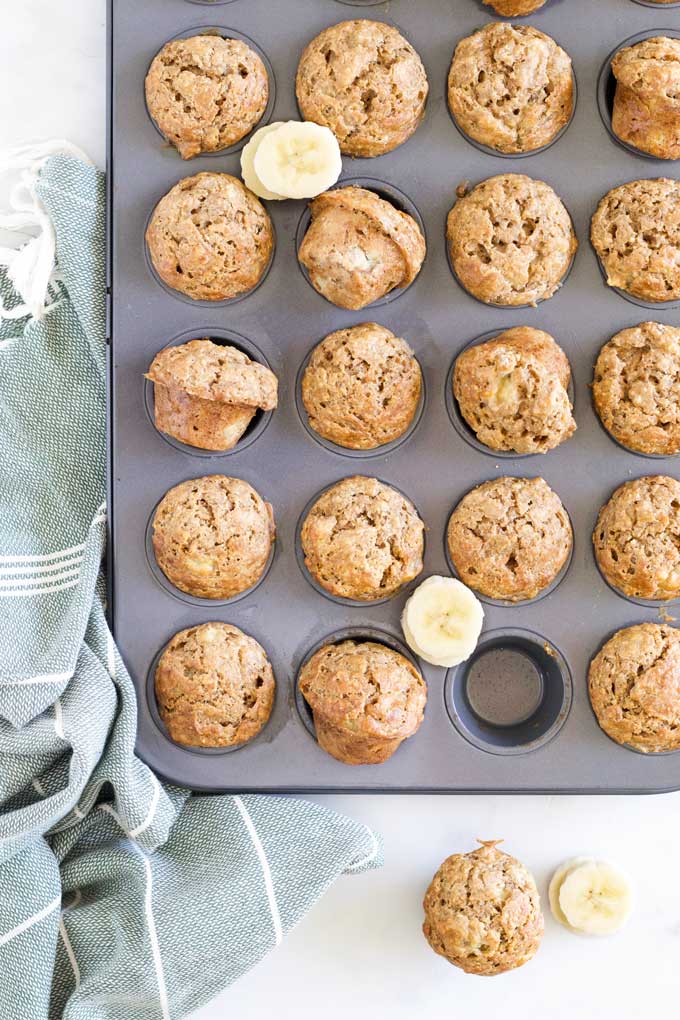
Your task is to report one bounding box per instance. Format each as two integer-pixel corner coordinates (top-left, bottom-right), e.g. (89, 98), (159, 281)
(0, 146), (381, 1020)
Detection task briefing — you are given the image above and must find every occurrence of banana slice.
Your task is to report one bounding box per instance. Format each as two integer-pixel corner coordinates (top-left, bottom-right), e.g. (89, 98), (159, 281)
(401, 575), (484, 668)
(553, 859), (632, 936)
(548, 857), (592, 930)
(240, 122), (287, 201)
(253, 120), (342, 201)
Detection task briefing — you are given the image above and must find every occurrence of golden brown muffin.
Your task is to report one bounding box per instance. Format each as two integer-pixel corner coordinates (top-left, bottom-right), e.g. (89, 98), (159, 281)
(591, 179), (680, 303)
(592, 322), (680, 455)
(593, 476), (680, 601)
(298, 639), (426, 764)
(589, 623), (680, 753)
(300, 476), (424, 601)
(448, 23), (573, 155)
(302, 323), (422, 450)
(423, 840), (544, 976)
(612, 37), (680, 160)
(155, 622), (275, 748)
(453, 326), (576, 454)
(145, 35), (269, 160)
(146, 172), (273, 302)
(147, 339), (278, 451)
(447, 477), (572, 601)
(483, 0), (547, 13)
(151, 475), (274, 600)
(295, 20), (428, 157)
(298, 186), (426, 310)
(447, 174), (577, 307)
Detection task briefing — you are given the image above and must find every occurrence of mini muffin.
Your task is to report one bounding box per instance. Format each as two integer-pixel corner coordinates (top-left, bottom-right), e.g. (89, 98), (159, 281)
(302, 323), (422, 450)
(593, 476), (680, 601)
(423, 840), (544, 976)
(295, 20), (428, 157)
(447, 476), (572, 601)
(483, 0), (547, 13)
(145, 35), (269, 160)
(146, 339), (278, 451)
(448, 23), (573, 155)
(447, 175), (577, 307)
(589, 623), (680, 753)
(591, 179), (680, 303)
(298, 639), (426, 765)
(300, 476), (424, 601)
(152, 475), (274, 600)
(155, 622), (275, 748)
(592, 322), (680, 455)
(146, 172), (273, 302)
(612, 37), (680, 160)
(453, 326), (576, 454)
(298, 186), (426, 310)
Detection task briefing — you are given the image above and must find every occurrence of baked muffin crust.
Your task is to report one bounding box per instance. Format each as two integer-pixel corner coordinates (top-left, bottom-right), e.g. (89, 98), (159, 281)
(448, 23), (573, 155)
(155, 622), (275, 748)
(612, 37), (680, 160)
(484, 0), (547, 13)
(300, 476), (424, 601)
(296, 20), (428, 157)
(423, 840), (544, 976)
(145, 35), (269, 160)
(593, 322), (680, 456)
(145, 172), (273, 302)
(447, 174), (577, 306)
(302, 323), (422, 450)
(152, 475), (274, 599)
(593, 476), (680, 601)
(447, 476), (572, 601)
(589, 623), (680, 753)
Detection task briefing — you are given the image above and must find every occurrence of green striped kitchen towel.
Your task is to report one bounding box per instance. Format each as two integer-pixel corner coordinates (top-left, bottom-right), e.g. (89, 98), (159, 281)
(0, 143), (381, 1020)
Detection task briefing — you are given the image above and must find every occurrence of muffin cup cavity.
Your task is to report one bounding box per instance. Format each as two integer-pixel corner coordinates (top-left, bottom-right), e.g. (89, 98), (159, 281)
(629, 0), (680, 8)
(445, 628), (572, 756)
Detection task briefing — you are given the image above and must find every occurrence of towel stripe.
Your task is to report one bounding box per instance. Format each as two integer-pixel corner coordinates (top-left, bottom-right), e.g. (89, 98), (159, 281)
(58, 915), (81, 990)
(0, 542), (86, 564)
(0, 554), (82, 577)
(234, 796), (283, 946)
(0, 896), (61, 947)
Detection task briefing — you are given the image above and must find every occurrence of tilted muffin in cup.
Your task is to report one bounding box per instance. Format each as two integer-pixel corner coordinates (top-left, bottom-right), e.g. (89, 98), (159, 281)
(612, 37), (680, 160)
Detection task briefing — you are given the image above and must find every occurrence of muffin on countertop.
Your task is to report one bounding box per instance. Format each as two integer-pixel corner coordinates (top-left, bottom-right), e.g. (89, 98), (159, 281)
(589, 623), (680, 753)
(612, 37), (680, 160)
(447, 476), (572, 602)
(145, 34), (269, 160)
(423, 840), (544, 976)
(483, 0), (547, 13)
(147, 338), (278, 451)
(448, 23), (573, 155)
(447, 174), (577, 307)
(155, 622), (275, 748)
(296, 20), (428, 157)
(298, 639), (426, 765)
(593, 322), (680, 456)
(152, 475), (274, 600)
(302, 323), (422, 450)
(453, 326), (576, 454)
(298, 186), (426, 310)
(300, 476), (424, 601)
(146, 172), (273, 302)
(593, 476), (680, 602)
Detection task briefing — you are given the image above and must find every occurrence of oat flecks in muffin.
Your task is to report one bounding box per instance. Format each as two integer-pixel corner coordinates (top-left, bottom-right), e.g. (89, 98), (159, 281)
(423, 840), (544, 976)
(453, 326), (576, 454)
(589, 623), (680, 753)
(145, 172), (273, 302)
(302, 323), (422, 450)
(593, 322), (680, 456)
(298, 639), (426, 764)
(483, 0), (547, 13)
(296, 20), (428, 157)
(152, 475), (275, 600)
(612, 37), (680, 160)
(448, 23), (573, 155)
(155, 622), (275, 748)
(300, 476), (424, 601)
(298, 186), (426, 310)
(447, 476), (572, 601)
(145, 35), (269, 160)
(446, 174), (577, 307)
(593, 476), (680, 602)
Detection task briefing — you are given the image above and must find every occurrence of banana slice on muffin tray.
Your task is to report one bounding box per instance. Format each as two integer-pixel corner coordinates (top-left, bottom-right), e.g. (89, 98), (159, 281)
(241, 120), (341, 201)
(401, 575), (484, 668)
(549, 858), (633, 936)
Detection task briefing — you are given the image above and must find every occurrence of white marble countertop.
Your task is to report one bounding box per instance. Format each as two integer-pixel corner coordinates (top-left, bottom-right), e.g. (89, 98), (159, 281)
(2, 3), (679, 1017)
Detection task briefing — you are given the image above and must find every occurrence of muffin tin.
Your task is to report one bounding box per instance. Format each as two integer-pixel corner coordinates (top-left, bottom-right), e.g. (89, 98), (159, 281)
(108, 0), (680, 792)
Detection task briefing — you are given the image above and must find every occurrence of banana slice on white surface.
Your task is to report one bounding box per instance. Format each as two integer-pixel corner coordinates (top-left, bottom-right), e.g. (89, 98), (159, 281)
(240, 122), (287, 201)
(548, 857), (592, 930)
(551, 858), (632, 936)
(401, 575), (484, 668)
(253, 120), (342, 201)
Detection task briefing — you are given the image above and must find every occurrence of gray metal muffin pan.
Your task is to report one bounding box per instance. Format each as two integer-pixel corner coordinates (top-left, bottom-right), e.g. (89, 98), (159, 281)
(107, 0), (680, 792)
